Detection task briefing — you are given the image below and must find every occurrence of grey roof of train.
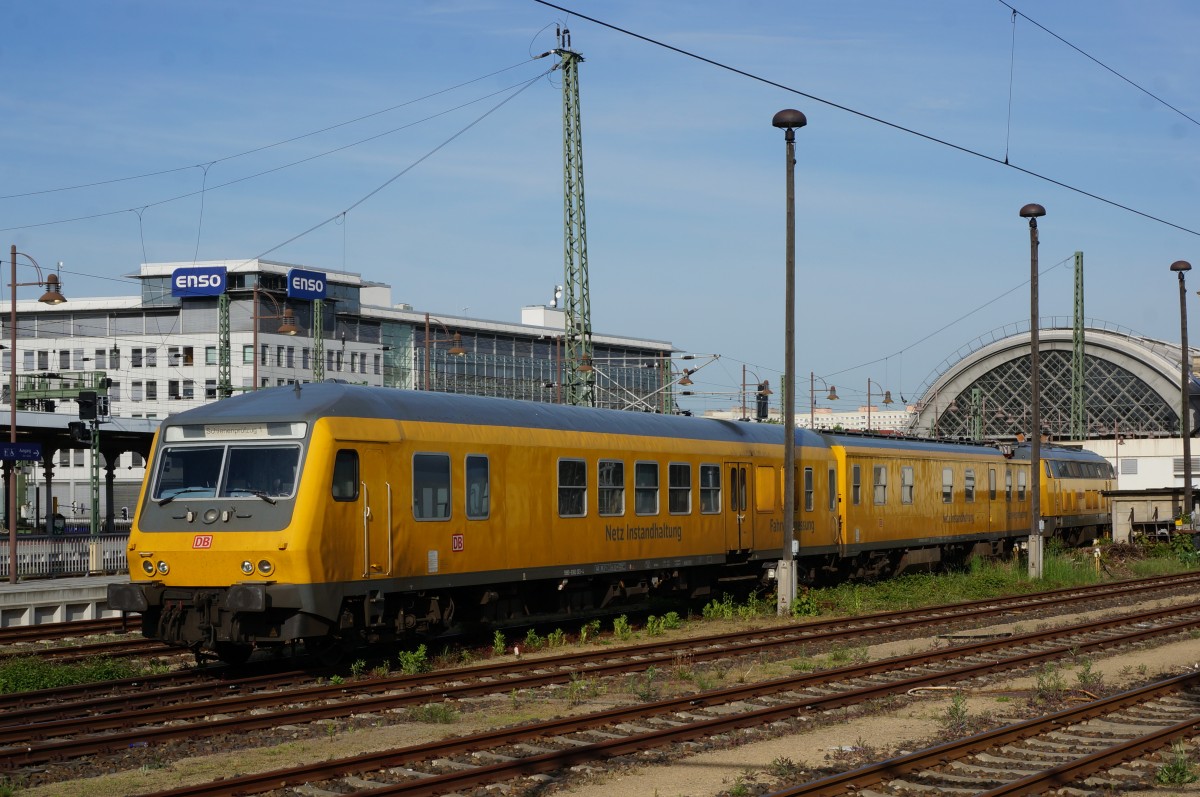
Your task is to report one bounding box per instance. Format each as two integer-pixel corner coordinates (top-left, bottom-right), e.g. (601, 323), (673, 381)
(161, 382), (831, 448)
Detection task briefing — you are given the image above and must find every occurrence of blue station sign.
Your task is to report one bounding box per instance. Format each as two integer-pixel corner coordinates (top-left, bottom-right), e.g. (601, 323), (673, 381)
(0, 442), (42, 461)
(287, 268), (327, 301)
(171, 266), (227, 298)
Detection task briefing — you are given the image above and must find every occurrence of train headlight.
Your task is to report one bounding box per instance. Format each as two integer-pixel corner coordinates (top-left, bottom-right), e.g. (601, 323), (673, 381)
(156, 560), (169, 575)
(241, 560), (254, 575)
(257, 559), (274, 576)
(141, 560), (155, 575)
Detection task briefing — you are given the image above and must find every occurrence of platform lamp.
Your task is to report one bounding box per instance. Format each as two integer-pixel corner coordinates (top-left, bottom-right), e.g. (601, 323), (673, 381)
(1020, 202), (1046, 579)
(8, 245), (67, 583)
(1173, 260), (1194, 523)
(810, 373), (837, 430)
(772, 107), (806, 617)
(251, 286), (299, 391)
(423, 314), (467, 392)
(866, 378), (893, 432)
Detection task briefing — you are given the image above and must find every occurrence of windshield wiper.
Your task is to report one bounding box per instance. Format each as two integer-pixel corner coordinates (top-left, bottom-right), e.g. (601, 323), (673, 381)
(248, 490), (277, 505)
(156, 487), (213, 506)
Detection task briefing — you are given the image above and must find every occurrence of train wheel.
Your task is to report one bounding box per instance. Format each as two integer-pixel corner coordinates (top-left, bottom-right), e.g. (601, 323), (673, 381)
(214, 642), (254, 666)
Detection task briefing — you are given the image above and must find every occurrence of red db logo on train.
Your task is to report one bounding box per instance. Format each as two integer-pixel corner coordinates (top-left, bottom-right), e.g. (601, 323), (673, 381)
(451, 534), (464, 552)
(192, 534), (214, 549)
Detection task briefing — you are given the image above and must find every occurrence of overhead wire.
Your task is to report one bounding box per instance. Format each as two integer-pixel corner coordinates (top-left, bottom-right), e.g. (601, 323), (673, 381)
(0, 58), (543, 201)
(530, 0), (1200, 238)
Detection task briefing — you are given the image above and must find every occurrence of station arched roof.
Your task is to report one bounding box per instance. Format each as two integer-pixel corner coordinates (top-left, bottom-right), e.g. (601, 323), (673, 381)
(906, 322), (1195, 440)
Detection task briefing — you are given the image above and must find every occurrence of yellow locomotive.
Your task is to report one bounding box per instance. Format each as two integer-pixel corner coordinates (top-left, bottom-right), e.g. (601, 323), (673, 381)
(107, 383), (1112, 662)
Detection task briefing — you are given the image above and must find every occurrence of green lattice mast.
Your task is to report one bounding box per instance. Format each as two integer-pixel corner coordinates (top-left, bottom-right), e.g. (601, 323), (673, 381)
(555, 27), (594, 406)
(1071, 251), (1086, 439)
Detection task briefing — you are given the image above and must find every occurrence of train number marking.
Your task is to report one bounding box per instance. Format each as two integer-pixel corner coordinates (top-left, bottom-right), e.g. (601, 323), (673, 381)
(451, 534), (464, 552)
(192, 534), (214, 549)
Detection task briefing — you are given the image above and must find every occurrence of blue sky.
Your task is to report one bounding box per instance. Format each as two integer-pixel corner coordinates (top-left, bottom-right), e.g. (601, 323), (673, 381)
(2, 1), (1198, 414)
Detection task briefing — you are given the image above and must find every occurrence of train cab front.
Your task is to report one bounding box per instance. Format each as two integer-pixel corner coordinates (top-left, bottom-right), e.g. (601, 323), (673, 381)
(108, 419), (319, 663)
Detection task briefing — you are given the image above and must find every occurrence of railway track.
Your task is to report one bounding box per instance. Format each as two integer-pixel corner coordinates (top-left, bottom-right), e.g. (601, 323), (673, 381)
(8, 570), (1200, 728)
(0, 615), (129, 645)
(12, 590), (1200, 795)
(770, 670), (1200, 796)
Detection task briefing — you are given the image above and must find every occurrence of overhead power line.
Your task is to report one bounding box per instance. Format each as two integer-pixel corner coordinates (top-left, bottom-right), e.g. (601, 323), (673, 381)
(531, 0), (1200, 239)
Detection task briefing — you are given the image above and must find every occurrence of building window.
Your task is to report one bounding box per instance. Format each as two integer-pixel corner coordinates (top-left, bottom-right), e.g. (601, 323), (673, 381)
(276, 346), (284, 368)
(242, 345), (254, 365)
(669, 462), (691, 514)
(94, 349), (107, 369)
(635, 461), (659, 515)
(109, 382), (121, 401)
(58, 449), (69, 467)
(302, 348), (310, 369)
(466, 455), (489, 520)
(700, 463), (720, 514)
(374, 353), (381, 375)
(22, 352), (32, 372)
(37, 350), (48, 370)
(260, 344), (268, 366)
(146, 348), (157, 367)
(182, 347), (194, 366)
(413, 453), (451, 520)
(558, 458), (586, 517)
(132, 452), (144, 467)
(131, 348), (143, 368)
(168, 380), (180, 399)
(72, 349), (84, 370)
(205, 346), (217, 365)
(59, 350), (70, 369)
(132, 381), (143, 401)
(168, 347), (180, 366)
(598, 460), (624, 516)
(205, 379), (217, 399)
(109, 348), (120, 369)
(183, 380), (195, 399)
(286, 347), (295, 369)
(145, 381), (158, 401)
(74, 449), (84, 467)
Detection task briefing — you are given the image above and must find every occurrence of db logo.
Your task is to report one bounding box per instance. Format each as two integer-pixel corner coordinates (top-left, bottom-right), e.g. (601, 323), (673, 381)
(451, 534), (464, 552)
(192, 534), (214, 549)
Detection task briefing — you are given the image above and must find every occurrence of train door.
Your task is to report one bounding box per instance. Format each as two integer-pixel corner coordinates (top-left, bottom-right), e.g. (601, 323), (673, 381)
(724, 461), (752, 551)
(360, 447), (392, 578)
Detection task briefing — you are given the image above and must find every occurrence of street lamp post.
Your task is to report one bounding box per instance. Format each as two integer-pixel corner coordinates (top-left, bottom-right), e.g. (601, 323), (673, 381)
(865, 378), (894, 432)
(772, 108), (806, 616)
(251, 285), (299, 391)
(1021, 203), (1046, 579)
(1172, 260), (1193, 523)
(8, 245), (67, 584)
(810, 372), (837, 430)
(423, 313), (467, 391)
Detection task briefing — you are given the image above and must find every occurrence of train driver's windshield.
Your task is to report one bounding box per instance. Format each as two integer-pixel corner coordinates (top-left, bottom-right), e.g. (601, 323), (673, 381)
(152, 444), (302, 503)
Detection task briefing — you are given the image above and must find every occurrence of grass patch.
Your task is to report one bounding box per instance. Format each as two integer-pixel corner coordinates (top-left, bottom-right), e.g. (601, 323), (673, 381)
(0, 655), (143, 694)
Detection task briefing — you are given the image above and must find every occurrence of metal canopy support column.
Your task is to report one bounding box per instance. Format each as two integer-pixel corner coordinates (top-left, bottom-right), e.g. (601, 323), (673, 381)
(555, 30), (594, 406)
(1071, 251), (1086, 439)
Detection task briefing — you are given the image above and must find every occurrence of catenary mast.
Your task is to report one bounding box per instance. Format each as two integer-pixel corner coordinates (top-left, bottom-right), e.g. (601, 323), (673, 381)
(553, 27), (594, 406)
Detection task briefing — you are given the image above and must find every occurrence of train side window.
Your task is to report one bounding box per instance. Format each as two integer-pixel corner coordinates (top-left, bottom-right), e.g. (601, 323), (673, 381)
(699, 464), (720, 513)
(803, 467), (814, 511)
(331, 449), (359, 502)
(1017, 470), (1027, 501)
(636, 462), (659, 515)
(669, 463), (691, 514)
(941, 468), (953, 503)
(872, 465), (887, 505)
(989, 468), (997, 500)
(852, 465), (861, 505)
(901, 466), (914, 504)
(598, 460), (625, 517)
(413, 453), (451, 520)
(465, 455), (489, 520)
(828, 467), (837, 510)
(1005, 469), (1013, 501)
(558, 459), (587, 517)
(964, 469), (975, 502)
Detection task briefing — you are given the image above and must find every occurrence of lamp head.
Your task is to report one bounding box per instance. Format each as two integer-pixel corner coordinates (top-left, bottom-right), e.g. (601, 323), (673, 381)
(277, 307), (299, 336)
(827, 385), (838, 401)
(447, 333), (467, 357)
(1171, 260), (1192, 273)
(1019, 203), (1046, 219)
(38, 273), (67, 305)
(772, 109), (807, 130)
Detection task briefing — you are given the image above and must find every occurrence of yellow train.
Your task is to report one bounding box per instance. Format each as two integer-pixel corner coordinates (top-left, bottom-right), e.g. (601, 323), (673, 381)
(107, 383), (1113, 662)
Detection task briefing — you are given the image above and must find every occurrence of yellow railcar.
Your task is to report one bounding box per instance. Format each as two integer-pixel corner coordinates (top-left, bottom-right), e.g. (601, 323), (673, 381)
(107, 384), (1112, 663)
